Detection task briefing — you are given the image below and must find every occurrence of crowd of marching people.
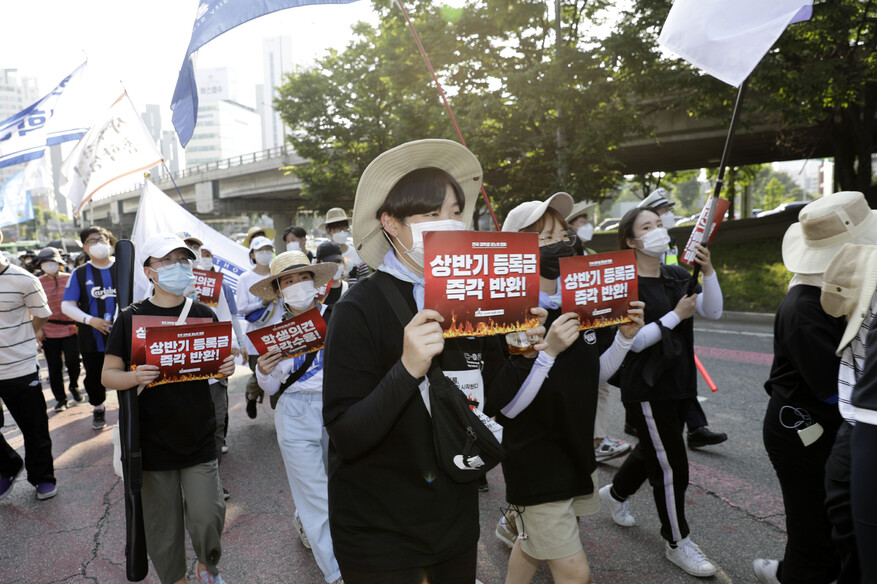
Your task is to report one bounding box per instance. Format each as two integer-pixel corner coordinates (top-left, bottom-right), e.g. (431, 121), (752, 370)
(2, 139), (877, 584)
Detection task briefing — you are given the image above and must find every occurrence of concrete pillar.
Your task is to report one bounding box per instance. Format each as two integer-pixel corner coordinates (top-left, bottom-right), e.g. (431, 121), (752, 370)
(271, 211), (296, 252)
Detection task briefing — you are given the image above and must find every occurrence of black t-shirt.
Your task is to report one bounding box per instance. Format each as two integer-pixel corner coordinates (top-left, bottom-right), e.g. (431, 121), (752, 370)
(765, 285), (845, 423)
(621, 264), (701, 402)
(105, 298), (218, 471)
(324, 284), (343, 306)
(322, 271), (533, 571)
(852, 324), (877, 415)
(498, 307), (601, 506)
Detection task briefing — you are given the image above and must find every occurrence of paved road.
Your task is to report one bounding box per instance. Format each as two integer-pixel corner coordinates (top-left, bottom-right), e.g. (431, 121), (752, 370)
(0, 312), (789, 584)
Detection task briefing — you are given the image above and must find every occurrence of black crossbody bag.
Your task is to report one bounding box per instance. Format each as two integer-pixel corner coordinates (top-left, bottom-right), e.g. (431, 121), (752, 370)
(372, 272), (504, 483)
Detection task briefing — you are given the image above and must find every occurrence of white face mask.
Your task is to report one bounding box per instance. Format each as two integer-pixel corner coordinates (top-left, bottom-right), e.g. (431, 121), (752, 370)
(397, 219), (466, 268)
(334, 263), (344, 280)
(254, 250), (274, 266)
(660, 210), (676, 229)
(576, 223), (594, 243)
(282, 280), (317, 311)
(636, 227), (671, 257)
(194, 257), (213, 271)
(332, 231), (349, 245)
(90, 242), (111, 260)
(286, 241), (301, 252)
(42, 261), (60, 275)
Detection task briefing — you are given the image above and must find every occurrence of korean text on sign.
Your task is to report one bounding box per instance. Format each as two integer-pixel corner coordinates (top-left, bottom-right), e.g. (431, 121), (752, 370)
(149, 334), (230, 368)
(430, 253), (537, 301)
(564, 263), (636, 306)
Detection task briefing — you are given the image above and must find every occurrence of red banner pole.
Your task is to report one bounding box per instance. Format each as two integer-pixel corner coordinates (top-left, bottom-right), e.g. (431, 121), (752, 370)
(394, 0), (501, 231)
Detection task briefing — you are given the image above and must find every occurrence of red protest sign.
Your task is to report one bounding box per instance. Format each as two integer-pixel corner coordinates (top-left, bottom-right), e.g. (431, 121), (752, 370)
(247, 306), (327, 360)
(316, 278), (334, 303)
(560, 250), (638, 330)
(192, 269), (224, 307)
(680, 198), (731, 266)
(424, 231), (540, 338)
(131, 315), (213, 366)
(143, 322), (232, 387)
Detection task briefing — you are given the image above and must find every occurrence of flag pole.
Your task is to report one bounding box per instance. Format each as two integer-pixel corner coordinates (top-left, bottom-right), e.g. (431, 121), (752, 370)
(394, 0), (501, 231)
(688, 78), (748, 294)
(160, 163), (190, 212)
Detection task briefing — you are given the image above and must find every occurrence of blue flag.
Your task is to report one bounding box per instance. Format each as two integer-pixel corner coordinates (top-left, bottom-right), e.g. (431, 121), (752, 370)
(0, 62), (87, 169)
(0, 171), (35, 228)
(171, 0), (360, 147)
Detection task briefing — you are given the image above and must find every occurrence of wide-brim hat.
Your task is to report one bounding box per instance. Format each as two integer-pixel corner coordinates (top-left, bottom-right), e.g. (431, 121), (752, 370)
(318, 208), (350, 232)
(820, 243), (877, 355)
(638, 188), (675, 211)
(243, 225), (276, 248)
(567, 200), (598, 223)
(249, 251), (337, 300)
(782, 191), (877, 274)
(502, 192), (574, 233)
(352, 139), (483, 270)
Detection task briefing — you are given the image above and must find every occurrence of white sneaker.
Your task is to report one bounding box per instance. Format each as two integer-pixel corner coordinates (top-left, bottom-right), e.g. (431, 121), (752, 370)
(594, 436), (631, 462)
(753, 558), (781, 584)
(599, 484), (635, 527)
(292, 511), (311, 550)
(665, 537), (717, 577)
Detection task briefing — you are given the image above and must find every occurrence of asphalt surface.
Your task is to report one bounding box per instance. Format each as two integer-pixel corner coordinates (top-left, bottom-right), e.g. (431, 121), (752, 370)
(0, 311), (789, 584)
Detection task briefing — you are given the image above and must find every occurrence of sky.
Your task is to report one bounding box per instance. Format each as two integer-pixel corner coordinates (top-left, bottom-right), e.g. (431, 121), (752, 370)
(0, 0), (378, 129)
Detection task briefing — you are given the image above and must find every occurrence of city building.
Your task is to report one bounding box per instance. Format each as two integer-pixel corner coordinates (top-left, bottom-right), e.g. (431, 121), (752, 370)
(259, 36), (294, 151)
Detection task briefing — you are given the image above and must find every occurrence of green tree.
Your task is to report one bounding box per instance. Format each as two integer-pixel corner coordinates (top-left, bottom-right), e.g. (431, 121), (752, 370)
(762, 177), (788, 210)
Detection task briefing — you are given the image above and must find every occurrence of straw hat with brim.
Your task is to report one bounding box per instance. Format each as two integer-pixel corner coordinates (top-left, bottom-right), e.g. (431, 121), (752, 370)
(244, 226), (276, 248)
(249, 251), (337, 300)
(820, 243), (877, 355)
(782, 191), (877, 274)
(318, 208), (350, 232)
(352, 139), (483, 270)
(502, 192), (574, 233)
(567, 201), (598, 223)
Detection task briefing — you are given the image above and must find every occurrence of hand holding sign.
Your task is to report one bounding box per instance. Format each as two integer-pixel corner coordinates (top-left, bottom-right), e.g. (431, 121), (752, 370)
(618, 301), (646, 339)
(543, 313), (582, 358)
(402, 309), (446, 379)
(257, 349), (284, 375)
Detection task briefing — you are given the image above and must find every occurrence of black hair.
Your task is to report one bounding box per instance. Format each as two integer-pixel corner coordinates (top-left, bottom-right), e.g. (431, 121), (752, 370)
(79, 225), (116, 246)
(325, 220), (349, 231)
(375, 167), (465, 221)
(617, 207), (658, 250)
(283, 226), (307, 240)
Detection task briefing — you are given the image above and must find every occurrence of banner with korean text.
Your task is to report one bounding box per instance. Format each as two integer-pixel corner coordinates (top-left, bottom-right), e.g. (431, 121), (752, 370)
(142, 322), (231, 387)
(560, 250), (638, 330)
(424, 231), (540, 338)
(193, 269), (224, 307)
(131, 315), (213, 366)
(247, 307), (327, 360)
(680, 198), (731, 266)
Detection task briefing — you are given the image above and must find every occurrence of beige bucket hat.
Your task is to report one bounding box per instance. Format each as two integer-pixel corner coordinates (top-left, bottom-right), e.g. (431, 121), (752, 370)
(567, 200), (598, 224)
(820, 243), (877, 355)
(502, 192), (574, 232)
(249, 251), (337, 300)
(318, 208), (350, 232)
(352, 139), (483, 270)
(782, 191), (877, 274)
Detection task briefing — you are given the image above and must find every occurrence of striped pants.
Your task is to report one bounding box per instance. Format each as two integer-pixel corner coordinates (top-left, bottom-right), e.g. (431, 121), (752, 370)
(613, 399), (690, 543)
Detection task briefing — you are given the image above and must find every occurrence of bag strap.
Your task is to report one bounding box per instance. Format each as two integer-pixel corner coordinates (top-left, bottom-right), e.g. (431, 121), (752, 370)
(175, 297), (193, 325)
(273, 303), (333, 400)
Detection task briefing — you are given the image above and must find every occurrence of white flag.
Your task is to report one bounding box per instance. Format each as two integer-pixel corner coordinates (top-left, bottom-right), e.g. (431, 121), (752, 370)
(60, 92), (163, 216)
(0, 62), (87, 168)
(658, 0), (813, 87)
(131, 181), (251, 302)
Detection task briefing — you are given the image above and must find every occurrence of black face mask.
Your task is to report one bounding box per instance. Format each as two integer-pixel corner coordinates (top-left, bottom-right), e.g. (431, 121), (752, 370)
(539, 240), (576, 279)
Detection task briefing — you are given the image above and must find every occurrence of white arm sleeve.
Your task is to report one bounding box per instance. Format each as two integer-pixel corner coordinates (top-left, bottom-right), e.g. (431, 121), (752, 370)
(61, 300), (92, 325)
(695, 272), (723, 320)
(630, 311), (681, 353)
(500, 352), (555, 419)
(599, 331), (634, 384)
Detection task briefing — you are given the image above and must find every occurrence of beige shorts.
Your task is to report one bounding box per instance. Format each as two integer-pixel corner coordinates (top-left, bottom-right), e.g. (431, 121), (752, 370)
(515, 472), (600, 560)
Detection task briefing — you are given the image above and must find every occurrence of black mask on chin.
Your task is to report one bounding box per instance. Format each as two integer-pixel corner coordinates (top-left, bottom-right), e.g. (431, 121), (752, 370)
(539, 240), (576, 279)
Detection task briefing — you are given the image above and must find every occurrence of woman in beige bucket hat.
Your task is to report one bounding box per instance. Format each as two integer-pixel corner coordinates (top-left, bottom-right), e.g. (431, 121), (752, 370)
(755, 191), (877, 584)
(321, 139), (550, 583)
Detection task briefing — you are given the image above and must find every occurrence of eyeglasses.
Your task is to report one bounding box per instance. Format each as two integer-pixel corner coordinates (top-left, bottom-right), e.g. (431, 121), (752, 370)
(538, 230), (577, 247)
(149, 256), (192, 269)
(84, 236), (108, 246)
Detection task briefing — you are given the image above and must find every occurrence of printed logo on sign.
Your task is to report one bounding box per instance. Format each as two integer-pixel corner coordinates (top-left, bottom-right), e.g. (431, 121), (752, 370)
(463, 352), (482, 369)
(91, 287), (116, 299)
(583, 330), (597, 345)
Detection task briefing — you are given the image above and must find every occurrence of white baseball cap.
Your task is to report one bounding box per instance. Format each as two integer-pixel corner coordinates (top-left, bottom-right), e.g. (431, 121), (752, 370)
(248, 236), (274, 251)
(141, 233), (197, 266)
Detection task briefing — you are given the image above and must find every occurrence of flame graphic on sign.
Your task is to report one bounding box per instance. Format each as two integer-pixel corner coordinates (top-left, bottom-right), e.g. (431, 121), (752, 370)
(577, 314), (633, 331)
(442, 315), (541, 339)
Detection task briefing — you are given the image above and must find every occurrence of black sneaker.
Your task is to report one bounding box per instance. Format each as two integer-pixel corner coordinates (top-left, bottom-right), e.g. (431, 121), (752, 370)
(477, 475), (489, 493)
(92, 409), (106, 430)
(245, 397), (257, 420)
(687, 426), (727, 449)
(70, 387), (84, 403)
(223, 487), (230, 500)
(54, 400), (67, 412)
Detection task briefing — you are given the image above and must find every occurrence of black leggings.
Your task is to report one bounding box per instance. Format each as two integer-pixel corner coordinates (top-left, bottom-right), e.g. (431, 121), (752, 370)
(852, 421), (877, 583)
(339, 545), (477, 584)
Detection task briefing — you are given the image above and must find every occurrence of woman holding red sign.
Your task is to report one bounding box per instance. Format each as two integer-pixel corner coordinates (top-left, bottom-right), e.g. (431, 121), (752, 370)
(599, 207), (723, 579)
(250, 250), (342, 584)
(102, 233), (237, 584)
(497, 193), (645, 584)
(321, 139), (548, 584)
